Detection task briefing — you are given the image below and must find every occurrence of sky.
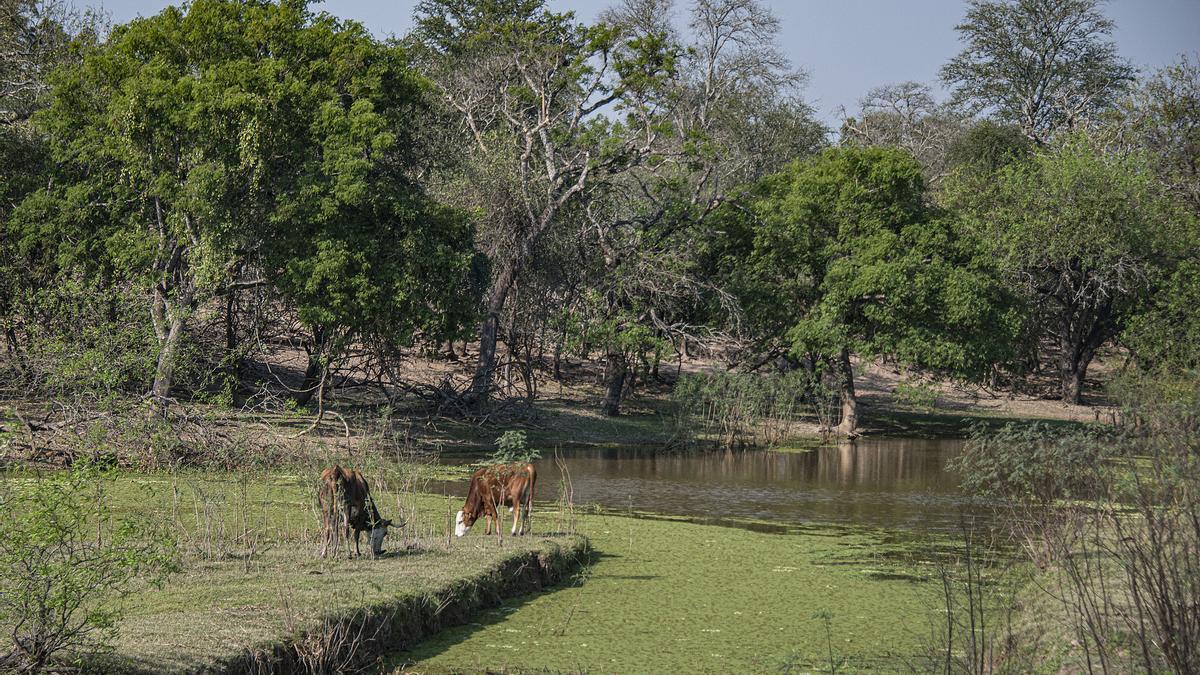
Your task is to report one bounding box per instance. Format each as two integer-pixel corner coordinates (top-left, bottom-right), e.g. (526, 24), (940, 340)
(93, 0), (1200, 127)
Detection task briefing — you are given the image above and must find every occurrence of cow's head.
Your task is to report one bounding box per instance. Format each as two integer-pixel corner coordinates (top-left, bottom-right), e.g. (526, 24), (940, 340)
(455, 508), (477, 537)
(369, 518), (393, 556)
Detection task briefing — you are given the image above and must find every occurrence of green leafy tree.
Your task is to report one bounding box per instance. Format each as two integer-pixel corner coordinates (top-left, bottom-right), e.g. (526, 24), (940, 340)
(941, 0), (1134, 144)
(13, 0), (474, 402)
(1122, 261), (1200, 374)
(719, 147), (1020, 434)
(1, 0), (103, 380)
(945, 135), (1195, 403)
(945, 119), (1034, 174)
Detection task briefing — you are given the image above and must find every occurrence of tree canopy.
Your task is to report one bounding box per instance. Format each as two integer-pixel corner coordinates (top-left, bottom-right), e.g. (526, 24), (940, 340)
(716, 146), (1022, 431)
(941, 0), (1134, 144)
(7, 0), (475, 400)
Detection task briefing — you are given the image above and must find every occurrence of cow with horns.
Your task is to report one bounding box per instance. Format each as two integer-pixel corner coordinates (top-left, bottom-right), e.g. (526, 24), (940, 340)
(318, 465), (396, 557)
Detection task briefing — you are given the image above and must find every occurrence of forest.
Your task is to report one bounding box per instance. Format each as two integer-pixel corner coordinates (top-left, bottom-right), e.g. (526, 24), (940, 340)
(1, 0), (1198, 672)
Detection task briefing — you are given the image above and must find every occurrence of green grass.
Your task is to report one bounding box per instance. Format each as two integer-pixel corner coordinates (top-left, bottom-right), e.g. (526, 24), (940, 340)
(6, 466), (956, 673)
(388, 513), (945, 673)
(4, 469), (584, 673)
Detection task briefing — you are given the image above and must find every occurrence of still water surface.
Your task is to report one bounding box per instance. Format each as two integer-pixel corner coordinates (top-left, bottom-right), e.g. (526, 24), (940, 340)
(444, 437), (986, 532)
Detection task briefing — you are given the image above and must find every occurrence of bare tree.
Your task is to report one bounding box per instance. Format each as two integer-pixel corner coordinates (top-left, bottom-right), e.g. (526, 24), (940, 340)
(410, 0), (672, 406)
(941, 0), (1134, 145)
(840, 82), (968, 185)
(0, 0), (103, 127)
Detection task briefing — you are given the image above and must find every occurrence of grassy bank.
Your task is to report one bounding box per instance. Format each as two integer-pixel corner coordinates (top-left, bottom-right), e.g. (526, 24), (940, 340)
(3, 470), (587, 673)
(388, 514), (947, 673)
(109, 534), (587, 673)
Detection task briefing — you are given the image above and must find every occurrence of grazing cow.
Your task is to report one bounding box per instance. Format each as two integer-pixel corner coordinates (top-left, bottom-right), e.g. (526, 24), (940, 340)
(455, 463), (536, 537)
(318, 465), (395, 557)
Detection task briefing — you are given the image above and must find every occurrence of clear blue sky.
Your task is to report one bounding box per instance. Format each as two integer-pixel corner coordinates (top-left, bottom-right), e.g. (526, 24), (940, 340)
(93, 0), (1200, 126)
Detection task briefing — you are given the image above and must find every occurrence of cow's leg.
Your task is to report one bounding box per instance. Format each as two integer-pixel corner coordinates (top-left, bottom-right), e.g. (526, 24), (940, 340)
(319, 512), (329, 558)
(520, 490), (531, 535)
(353, 529), (362, 557)
(511, 498), (521, 536)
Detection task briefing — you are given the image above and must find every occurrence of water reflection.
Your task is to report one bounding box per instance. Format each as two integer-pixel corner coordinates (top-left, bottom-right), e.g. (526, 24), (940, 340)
(442, 438), (986, 532)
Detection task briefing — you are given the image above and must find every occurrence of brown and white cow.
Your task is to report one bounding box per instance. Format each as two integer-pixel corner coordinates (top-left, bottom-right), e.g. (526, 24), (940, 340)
(455, 463), (537, 537)
(318, 465), (396, 557)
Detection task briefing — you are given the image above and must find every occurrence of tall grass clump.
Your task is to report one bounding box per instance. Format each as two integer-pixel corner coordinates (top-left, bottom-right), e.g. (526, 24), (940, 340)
(950, 373), (1200, 673)
(668, 370), (839, 449)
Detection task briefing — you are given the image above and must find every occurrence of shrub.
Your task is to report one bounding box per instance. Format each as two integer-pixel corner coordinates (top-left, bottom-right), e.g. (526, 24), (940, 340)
(950, 422), (1111, 504)
(489, 430), (540, 465)
(0, 463), (178, 672)
(668, 370), (839, 448)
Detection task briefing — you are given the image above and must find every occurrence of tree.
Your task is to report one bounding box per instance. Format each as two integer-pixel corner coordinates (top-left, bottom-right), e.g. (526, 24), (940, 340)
(1110, 54), (1200, 211)
(1, 1), (103, 371)
(0, 0), (101, 127)
(583, 0), (824, 416)
(14, 0), (474, 403)
(945, 135), (1194, 403)
(840, 81), (968, 184)
(945, 119), (1034, 173)
(408, 0), (671, 406)
(720, 147), (1020, 434)
(941, 0), (1134, 145)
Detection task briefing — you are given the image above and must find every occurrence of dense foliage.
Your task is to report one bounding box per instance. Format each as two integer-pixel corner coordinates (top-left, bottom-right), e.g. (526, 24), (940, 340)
(0, 0), (1195, 438)
(712, 146), (1022, 430)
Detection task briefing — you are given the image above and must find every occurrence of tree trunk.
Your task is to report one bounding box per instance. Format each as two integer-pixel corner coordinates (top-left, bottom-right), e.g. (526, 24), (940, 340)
(152, 307), (187, 401)
(469, 312), (500, 404)
(1059, 343), (1094, 405)
(553, 341), (563, 381)
(223, 288), (245, 394)
(469, 252), (523, 405)
(293, 326), (326, 406)
(601, 351), (627, 416)
(835, 348), (859, 436)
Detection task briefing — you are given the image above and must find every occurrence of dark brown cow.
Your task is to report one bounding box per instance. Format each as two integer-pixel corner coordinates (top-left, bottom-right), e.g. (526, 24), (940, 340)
(455, 463), (537, 537)
(318, 465), (396, 557)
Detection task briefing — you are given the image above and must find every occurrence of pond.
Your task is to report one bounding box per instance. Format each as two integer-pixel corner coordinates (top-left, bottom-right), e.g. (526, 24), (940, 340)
(401, 437), (985, 672)
(441, 437), (987, 533)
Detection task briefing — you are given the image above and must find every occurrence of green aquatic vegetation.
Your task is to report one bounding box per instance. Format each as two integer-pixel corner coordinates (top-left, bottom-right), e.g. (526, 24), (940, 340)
(391, 514), (941, 673)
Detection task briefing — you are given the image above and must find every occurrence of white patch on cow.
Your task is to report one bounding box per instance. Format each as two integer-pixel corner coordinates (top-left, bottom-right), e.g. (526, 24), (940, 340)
(370, 525), (388, 555)
(454, 510), (469, 537)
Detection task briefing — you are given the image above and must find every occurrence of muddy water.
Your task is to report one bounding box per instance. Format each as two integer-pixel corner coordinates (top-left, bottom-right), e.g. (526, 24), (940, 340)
(447, 437), (986, 532)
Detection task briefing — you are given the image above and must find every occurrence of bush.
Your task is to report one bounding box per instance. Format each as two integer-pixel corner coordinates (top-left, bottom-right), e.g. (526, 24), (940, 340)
(668, 370), (839, 448)
(489, 430), (540, 465)
(950, 422), (1112, 504)
(0, 463), (178, 672)
(952, 386), (1200, 672)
